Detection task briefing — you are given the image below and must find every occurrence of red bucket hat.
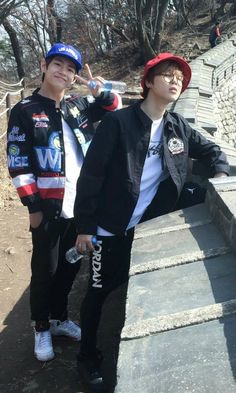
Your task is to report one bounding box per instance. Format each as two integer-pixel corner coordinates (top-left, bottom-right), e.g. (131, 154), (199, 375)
(141, 52), (192, 95)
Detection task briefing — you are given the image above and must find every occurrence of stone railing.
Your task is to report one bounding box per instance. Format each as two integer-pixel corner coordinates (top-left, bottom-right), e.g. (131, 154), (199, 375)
(206, 176), (236, 254)
(172, 34), (236, 135)
(171, 35), (236, 178)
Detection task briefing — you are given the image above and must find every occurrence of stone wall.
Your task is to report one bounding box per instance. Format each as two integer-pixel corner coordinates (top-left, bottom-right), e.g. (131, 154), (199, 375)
(171, 35), (236, 177)
(172, 34), (236, 136)
(213, 74), (236, 148)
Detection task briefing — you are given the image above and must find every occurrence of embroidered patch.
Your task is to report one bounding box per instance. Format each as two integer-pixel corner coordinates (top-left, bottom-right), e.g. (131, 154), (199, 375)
(32, 114), (49, 122)
(49, 132), (61, 150)
(168, 137), (184, 154)
(74, 128), (86, 144)
(8, 126), (26, 142)
(35, 121), (48, 128)
(70, 106), (80, 118)
(8, 144), (28, 168)
(9, 144), (20, 156)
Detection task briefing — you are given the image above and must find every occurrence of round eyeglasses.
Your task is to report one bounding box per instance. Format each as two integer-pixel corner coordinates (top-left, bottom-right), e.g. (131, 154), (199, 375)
(160, 73), (184, 86)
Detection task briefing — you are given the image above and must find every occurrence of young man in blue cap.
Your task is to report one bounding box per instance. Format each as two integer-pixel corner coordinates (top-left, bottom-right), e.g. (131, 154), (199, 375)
(73, 52), (229, 392)
(7, 43), (120, 362)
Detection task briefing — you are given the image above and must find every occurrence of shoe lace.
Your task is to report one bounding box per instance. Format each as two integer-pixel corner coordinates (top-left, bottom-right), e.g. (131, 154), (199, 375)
(63, 320), (79, 334)
(39, 331), (51, 348)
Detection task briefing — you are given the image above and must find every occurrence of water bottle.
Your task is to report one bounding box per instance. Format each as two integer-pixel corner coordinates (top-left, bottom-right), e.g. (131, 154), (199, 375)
(66, 236), (97, 264)
(88, 80), (127, 94)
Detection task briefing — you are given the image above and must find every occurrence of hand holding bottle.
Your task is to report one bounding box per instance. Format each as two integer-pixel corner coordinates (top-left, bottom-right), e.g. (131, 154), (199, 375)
(75, 234), (97, 253)
(75, 64), (105, 97)
(66, 235), (97, 264)
(75, 63), (127, 94)
(88, 80), (127, 94)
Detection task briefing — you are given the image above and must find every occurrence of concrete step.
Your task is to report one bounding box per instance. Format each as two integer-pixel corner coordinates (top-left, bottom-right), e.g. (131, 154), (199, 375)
(116, 316), (236, 393)
(126, 251), (236, 327)
(115, 178), (236, 393)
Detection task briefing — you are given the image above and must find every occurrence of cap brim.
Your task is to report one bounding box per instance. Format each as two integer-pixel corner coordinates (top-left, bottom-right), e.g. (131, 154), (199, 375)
(46, 53), (82, 72)
(141, 55), (192, 95)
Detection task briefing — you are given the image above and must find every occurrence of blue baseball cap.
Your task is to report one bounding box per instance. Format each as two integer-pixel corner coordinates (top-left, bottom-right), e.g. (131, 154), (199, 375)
(45, 43), (82, 72)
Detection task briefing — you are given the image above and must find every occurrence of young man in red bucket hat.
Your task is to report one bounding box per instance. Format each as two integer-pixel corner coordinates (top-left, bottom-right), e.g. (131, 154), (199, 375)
(73, 52), (229, 392)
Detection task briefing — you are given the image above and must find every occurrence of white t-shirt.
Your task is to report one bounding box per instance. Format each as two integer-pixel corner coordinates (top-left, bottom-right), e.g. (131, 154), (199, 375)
(60, 119), (83, 219)
(97, 117), (168, 236)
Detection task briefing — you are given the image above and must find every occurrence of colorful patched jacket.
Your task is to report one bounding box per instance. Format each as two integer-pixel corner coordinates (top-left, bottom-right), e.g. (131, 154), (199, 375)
(7, 88), (120, 220)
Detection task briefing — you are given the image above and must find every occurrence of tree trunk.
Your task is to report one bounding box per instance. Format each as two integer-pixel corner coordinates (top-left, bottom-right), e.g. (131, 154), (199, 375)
(100, 0), (112, 50)
(3, 18), (25, 79)
(232, 0), (236, 15)
(153, 0), (170, 53)
(135, 0), (156, 62)
(209, 0), (216, 21)
(47, 0), (62, 44)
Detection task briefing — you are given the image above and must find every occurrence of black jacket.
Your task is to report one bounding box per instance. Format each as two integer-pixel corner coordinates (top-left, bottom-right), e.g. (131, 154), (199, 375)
(74, 101), (229, 235)
(7, 89), (119, 219)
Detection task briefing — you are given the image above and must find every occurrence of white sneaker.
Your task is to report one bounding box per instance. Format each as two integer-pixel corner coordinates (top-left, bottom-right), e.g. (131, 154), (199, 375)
(34, 329), (55, 362)
(50, 319), (81, 341)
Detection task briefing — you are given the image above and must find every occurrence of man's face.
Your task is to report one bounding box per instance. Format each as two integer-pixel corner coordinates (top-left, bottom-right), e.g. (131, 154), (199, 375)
(41, 56), (77, 91)
(146, 65), (184, 104)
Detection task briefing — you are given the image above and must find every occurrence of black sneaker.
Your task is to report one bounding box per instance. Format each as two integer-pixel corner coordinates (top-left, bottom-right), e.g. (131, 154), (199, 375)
(77, 353), (107, 392)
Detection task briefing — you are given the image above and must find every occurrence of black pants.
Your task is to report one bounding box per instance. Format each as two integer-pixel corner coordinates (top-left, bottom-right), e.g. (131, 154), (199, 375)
(30, 218), (80, 323)
(79, 182), (206, 358)
(80, 229), (134, 357)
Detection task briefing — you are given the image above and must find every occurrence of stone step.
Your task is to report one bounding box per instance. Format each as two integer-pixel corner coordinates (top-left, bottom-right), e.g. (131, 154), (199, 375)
(132, 222), (227, 268)
(115, 177), (236, 393)
(122, 298), (236, 339)
(116, 315), (236, 393)
(125, 252), (236, 327)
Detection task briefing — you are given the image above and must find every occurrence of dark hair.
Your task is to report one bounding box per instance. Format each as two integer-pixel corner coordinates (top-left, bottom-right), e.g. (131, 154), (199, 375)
(142, 60), (183, 98)
(41, 56), (77, 82)
(42, 57), (54, 82)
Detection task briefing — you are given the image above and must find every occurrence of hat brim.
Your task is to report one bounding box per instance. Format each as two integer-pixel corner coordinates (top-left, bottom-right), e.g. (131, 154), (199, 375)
(141, 54), (192, 95)
(46, 53), (82, 73)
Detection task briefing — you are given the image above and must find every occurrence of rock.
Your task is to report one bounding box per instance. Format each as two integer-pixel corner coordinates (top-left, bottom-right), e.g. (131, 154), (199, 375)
(4, 246), (16, 254)
(193, 42), (200, 50)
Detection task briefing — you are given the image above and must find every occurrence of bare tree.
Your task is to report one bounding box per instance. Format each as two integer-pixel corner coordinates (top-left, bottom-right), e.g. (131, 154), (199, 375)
(232, 0), (236, 15)
(0, 0), (202, 78)
(63, 0), (170, 62)
(209, 0), (216, 21)
(135, 0), (170, 61)
(1, 0), (51, 79)
(172, 0), (192, 30)
(2, 17), (25, 79)
(0, 0), (25, 23)
(46, 0), (62, 44)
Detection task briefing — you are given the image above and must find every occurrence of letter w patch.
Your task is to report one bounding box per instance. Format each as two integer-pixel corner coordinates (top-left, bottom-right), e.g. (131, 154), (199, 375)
(34, 147), (61, 171)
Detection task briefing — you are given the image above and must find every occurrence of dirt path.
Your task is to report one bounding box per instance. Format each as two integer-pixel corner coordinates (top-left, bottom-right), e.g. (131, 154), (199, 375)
(0, 204), (124, 393)
(0, 204), (86, 393)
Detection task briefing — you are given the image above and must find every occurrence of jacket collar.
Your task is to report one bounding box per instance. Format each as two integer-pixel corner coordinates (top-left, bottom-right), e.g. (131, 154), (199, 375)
(32, 88), (66, 109)
(134, 101), (182, 138)
(134, 100), (170, 127)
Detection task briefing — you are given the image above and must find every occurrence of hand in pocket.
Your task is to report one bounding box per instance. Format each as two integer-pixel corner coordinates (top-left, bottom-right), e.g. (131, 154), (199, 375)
(29, 211), (43, 229)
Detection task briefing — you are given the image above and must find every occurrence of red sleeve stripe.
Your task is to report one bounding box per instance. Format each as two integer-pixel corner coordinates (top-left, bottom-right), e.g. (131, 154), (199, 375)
(102, 94), (119, 111)
(17, 183), (38, 198)
(39, 188), (64, 200)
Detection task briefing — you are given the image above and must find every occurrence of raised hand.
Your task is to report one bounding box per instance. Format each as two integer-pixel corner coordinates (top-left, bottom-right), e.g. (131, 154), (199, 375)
(75, 63), (105, 97)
